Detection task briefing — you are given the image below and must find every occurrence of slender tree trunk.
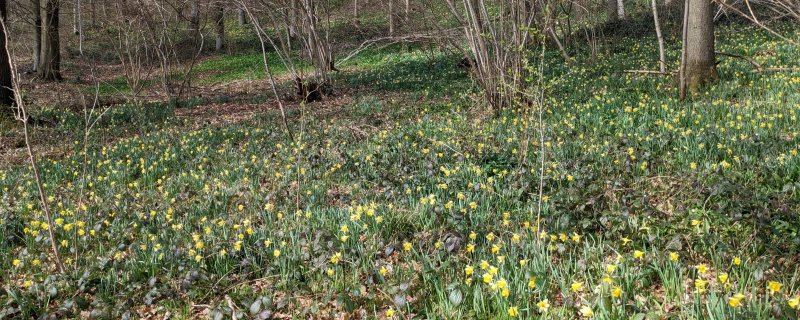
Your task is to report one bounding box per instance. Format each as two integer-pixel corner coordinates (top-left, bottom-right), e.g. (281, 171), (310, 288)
(189, 0), (199, 37)
(76, 0), (83, 55)
(607, 0), (619, 22)
(548, 27), (572, 63)
(684, 0), (717, 96)
(353, 0), (358, 19)
(214, 2), (224, 51)
(679, 0), (689, 99)
(33, 0), (41, 72)
(404, 0), (410, 24)
(388, 0), (394, 35)
(72, 0), (78, 34)
(288, 0), (298, 49)
(617, 0), (626, 19)
(652, 0), (666, 72)
(38, 0), (61, 80)
(0, 0), (14, 114)
(90, 0), (95, 27)
(238, 7), (246, 25)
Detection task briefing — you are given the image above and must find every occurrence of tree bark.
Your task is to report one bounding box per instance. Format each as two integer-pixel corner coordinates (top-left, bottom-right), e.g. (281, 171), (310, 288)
(76, 0), (83, 55)
(607, 0), (618, 22)
(189, 0), (199, 37)
(238, 7), (246, 25)
(652, 0), (666, 72)
(404, 0), (410, 24)
(1, 0), (14, 113)
(214, 2), (224, 51)
(684, 0), (717, 95)
(32, 0), (41, 72)
(617, 0), (626, 19)
(288, 0), (298, 49)
(72, 0), (78, 34)
(90, 0), (95, 27)
(388, 0), (394, 35)
(38, 0), (61, 80)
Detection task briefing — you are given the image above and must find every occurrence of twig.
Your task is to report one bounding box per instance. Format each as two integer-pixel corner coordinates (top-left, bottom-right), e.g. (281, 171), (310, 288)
(534, 16), (549, 247)
(713, 0), (799, 46)
(225, 295), (239, 320)
(74, 80), (110, 276)
(2, 20), (65, 273)
(339, 31), (459, 64)
(240, 2), (295, 143)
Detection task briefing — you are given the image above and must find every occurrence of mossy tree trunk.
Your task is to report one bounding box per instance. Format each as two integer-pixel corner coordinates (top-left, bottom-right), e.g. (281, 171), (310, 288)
(38, 0), (61, 80)
(685, 0), (718, 95)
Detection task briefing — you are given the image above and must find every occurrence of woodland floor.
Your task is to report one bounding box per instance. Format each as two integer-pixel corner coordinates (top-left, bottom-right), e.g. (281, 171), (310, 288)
(2, 20), (800, 320)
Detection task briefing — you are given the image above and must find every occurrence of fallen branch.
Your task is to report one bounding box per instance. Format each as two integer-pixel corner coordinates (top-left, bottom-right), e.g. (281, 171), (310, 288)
(225, 295), (239, 320)
(757, 67), (800, 72)
(715, 51), (763, 72)
(716, 51), (800, 73)
(624, 69), (674, 76)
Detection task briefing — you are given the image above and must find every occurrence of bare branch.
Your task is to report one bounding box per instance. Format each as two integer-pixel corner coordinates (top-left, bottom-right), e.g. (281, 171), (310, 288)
(2, 19), (65, 274)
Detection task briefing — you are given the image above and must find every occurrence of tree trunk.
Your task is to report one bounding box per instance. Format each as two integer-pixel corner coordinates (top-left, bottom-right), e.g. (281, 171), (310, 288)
(90, 0), (95, 27)
(214, 3), (224, 51)
(652, 0), (666, 72)
(617, 0), (626, 19)
(238, 8), (246, 25)
(76, 0), (83, 55)
(288, 0), (298, 49)
(607, 0), (618, 22)
(72, 0), (78, 34)
(38, 0), (61, 80)
(404, 0), (410, 24)
(683, 0), (717, 96)
(388, 0), (394, 35)
(33, 0), (41, 72)
(0, 0), (14, 114)
(189, 0), (199, 37)
(353, 0), (358, 20)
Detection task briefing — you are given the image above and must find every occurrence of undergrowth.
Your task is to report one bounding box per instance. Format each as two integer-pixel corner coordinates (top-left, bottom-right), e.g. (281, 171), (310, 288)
(1, 23), (800, 319)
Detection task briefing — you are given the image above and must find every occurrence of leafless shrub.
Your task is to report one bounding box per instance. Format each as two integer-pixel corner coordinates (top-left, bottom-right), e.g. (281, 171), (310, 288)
(443, 0), (554, 111)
